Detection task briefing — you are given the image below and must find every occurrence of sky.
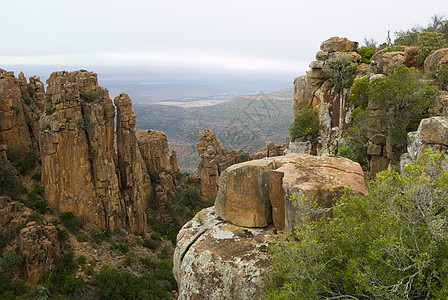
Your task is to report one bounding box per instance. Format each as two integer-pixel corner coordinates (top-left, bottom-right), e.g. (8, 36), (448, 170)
(1, 0), (447, 88)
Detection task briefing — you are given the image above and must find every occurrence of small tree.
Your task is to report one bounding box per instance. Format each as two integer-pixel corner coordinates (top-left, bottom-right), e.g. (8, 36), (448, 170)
(323, 55), (358, 89)
(289, 102), (320, 142)
(415, 31), (446, 64)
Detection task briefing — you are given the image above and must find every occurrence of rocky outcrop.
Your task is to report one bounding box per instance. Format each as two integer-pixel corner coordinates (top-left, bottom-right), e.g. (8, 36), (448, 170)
(215, 153), (367, 231)
(370, 46), (419, 75)
(0, 69), (37, 153)
(367, 134), (390, 178)
(39, 71), (125, 231)
(0, 196), (61, 284)
(173, 207), (274, 300)
(424, 48), (448, 73)
(175, 153), (367, 298)
(38, 71), (151, 234)
(407, 116), (448, 160)
(250, 141), (285, 160)
(293, 37), (362, 155)
(115, 93), (151, 233)
(136, 129), (178, 206)
(196, 130), (238, 199)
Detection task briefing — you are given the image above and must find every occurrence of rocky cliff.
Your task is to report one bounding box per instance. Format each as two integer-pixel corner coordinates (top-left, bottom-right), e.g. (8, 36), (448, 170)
(1, 69), (180, 234)
(175, 153), (367, 299)
(196, 129), (286, 200)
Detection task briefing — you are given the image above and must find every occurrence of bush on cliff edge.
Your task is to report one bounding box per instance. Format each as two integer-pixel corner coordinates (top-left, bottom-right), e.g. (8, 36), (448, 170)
(264, 150), (448, 299)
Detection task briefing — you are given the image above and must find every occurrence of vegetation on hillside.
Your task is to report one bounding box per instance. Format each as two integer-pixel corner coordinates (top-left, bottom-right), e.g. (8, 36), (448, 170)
(264, 150), (448, 299)
(134, 89), (293, 172)
(340, 66), (439, 168)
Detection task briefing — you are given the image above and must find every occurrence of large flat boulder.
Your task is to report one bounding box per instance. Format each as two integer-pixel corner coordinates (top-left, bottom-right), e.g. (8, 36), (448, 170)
(174, 207), (274, 300)
(215, 153), (367, 231)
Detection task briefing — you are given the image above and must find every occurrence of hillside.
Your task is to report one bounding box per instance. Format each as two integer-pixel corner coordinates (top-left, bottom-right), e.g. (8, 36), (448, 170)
(134, 88), (293, 172)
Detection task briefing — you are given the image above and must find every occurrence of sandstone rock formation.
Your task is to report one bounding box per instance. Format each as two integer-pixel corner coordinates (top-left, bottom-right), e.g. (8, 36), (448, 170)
(293, 37), (361, 155)
(216, 153), (367, 231)
(367, 134), (390, 178)
(39, 71), (126, 231)
(0, 69), (37, 153)
(424, 48), (448, 73)
(196, 130), (238, 199)
(175, 153), (367, 298)
(37, 71), (152, 234)
(370, 46), (419, 75)
(407, 116), (448, 160)
(250, 141), (285, 160)
(115, 93), (151, 233)
(136, 129), (178, 206)
(0, 196), (61, 284)
(173, 207), (274, 300)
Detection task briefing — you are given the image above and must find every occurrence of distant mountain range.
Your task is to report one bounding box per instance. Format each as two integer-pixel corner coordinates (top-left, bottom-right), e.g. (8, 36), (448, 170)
(134, 88), (293, 172)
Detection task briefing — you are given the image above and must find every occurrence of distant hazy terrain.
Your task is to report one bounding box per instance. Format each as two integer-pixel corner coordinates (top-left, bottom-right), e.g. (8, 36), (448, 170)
(135, 88), (293, 172)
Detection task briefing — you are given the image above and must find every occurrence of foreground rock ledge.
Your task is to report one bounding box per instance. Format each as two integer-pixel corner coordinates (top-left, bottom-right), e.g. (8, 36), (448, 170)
(215, 153), (367, 231)
(173, 207), (275, 300)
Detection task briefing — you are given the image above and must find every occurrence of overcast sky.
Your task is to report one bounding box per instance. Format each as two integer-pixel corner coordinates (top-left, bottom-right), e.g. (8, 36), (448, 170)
(1, 0), (447, 76)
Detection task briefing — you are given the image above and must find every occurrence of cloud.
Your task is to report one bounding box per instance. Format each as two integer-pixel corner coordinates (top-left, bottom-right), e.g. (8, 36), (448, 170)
(0, 51), (309, 74)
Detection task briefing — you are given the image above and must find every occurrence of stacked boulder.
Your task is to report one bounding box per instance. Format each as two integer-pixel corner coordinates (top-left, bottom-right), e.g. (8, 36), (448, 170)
(174, 153), (367, 299)
(294, 37), (361, 155)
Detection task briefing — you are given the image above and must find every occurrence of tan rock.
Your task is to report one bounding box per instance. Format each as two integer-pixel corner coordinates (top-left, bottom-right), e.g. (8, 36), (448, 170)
(320, 36), (358, 52)
(215, 159), (275, 228)
(136, 130), (172, 173)
(370, 156), (390, 179)
(174, 207), (274, 300)
(424, 48), (448, 73)
(115, 93), (151, 233)
(215, 154), (367, 231)
(197, 130), (238, 199)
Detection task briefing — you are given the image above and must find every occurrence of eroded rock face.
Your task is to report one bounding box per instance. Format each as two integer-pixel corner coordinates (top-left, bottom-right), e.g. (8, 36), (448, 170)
(0, 69), (38, 153)
(215, 153), (367, 231)
(115, 93), (151, 233)
(197, 130), (238, 199)
(215, 159), (274, 228)
(174, 207), (274, 300)
(294, 37), (361, 155)
(136, 130), (178, 206)
(38, 72), (150, 234)
(39, 71), (120, 231)
(370, 46), (419, 75)
(0, 196), (61, 285)
(424, 48), (448, 73)
(407, 116), (448, 160)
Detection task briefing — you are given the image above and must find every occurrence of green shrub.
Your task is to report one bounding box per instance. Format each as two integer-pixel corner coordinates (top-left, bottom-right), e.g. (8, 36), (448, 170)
(416, 31), (446, 65)
(80, 91), (101, 103)
(76, 117), (92, 131)
(348, 76), (370, 109)
(76, 234), (89, 242)
(21, 94), (32, 105)
(437, 64), (448, 89)
(147, 207), (180, 245)
(94, 265), (174, 300)
(110, 242), (129, 254)
(59, 212), (82, 233)
(289, 102), (320, 142)
(0, 160), (21, 199)
(77, 255), (86, 265)
(264, 150), (448, 299)
(45, 99), (54, 115)
(31, 172), (41, 182)
(237, 149), (249, 162)
(148, 169), (159, 182)
(2, 250), (23, 271)
(6, 145), (38, 175)
(143, 238), (161, 250)
(323, 54), (358, 89)
(47, 252), (84, 295)
(175, 187), (201, 211)
(0, 273), (30, 298)
(56, 227), (68, 241)
(359, 46), (377, 64)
